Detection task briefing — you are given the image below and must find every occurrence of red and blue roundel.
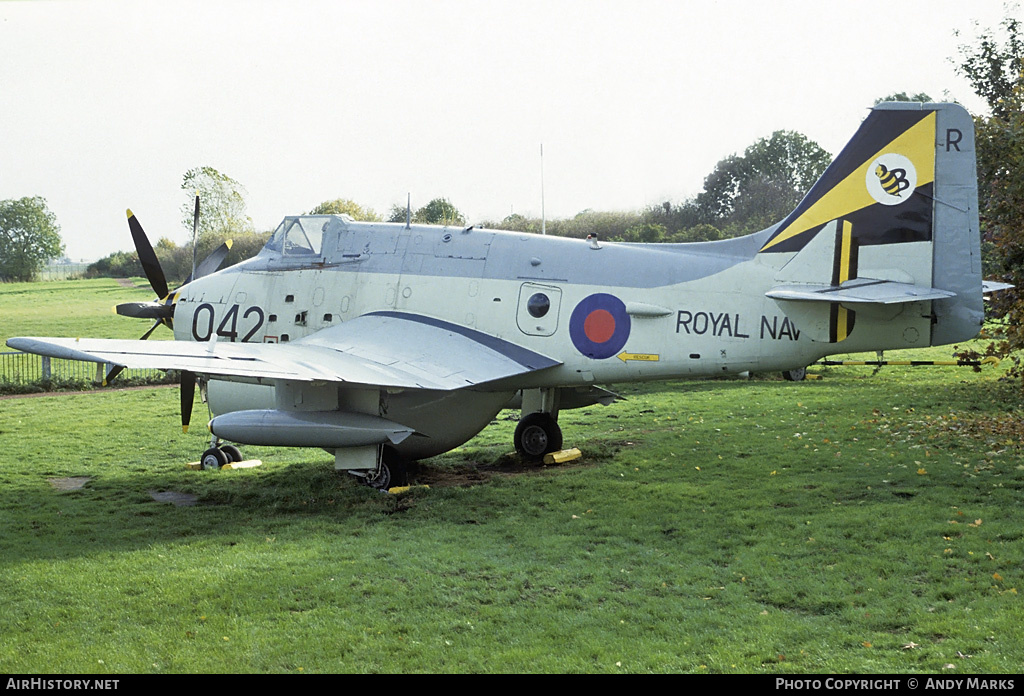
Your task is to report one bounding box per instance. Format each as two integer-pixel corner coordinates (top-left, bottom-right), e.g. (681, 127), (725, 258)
(569, 293), (631, 359)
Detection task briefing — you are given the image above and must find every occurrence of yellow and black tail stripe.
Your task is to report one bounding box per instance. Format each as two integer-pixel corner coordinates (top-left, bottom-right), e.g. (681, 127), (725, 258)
(760, 109), (936, 253)
(829, 303), (855, 343)
(831, 219), (858, 286)
(829, 220), (857, 343)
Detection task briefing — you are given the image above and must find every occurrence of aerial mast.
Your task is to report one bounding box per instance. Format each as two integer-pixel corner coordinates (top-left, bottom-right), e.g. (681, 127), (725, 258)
(540, 143), (546, 235)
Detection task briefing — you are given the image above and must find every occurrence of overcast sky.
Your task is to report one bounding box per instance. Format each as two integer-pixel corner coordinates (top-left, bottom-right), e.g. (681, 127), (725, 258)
(1, 0), (1019, 261)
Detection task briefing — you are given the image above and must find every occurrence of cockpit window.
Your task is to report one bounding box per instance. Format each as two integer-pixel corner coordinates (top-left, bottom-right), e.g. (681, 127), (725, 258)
(263, 216), (331, 256)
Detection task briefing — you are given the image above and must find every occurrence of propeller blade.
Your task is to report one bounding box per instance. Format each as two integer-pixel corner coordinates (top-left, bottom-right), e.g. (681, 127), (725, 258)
(189, 240), (233, 283)
(103, 364), (125, 386)
(115, 300), (174, 319)
(191, 195), (200, 281)
(127, 209), (169, 300)
(181, 370), (196, 433)
(193, 195), (200, 240)
(103, 320), (163, 386)
(139, 319), (162, 341)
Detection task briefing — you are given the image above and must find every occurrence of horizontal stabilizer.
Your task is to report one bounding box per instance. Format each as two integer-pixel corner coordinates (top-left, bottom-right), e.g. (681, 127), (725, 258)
(767, 278), (956, 305)
(982, 280), (1014, 294)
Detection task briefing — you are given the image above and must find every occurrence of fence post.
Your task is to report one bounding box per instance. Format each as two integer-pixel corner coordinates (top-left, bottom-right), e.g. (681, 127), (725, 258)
(94, 362), (105, 384)
(42, 356), (51, 380)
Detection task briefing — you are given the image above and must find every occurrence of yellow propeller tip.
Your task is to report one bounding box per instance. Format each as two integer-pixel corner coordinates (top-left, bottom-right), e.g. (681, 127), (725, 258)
(225, 239), (233, 249)
(126, 208), (134, 218)
(182, 425), (190, 434)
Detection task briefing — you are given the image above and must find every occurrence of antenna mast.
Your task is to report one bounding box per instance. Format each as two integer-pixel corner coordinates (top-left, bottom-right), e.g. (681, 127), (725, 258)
(540, 143), (546, 235)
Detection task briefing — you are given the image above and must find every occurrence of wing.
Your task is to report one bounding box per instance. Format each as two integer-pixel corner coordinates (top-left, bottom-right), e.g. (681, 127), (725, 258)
(7, 311), (561, 391)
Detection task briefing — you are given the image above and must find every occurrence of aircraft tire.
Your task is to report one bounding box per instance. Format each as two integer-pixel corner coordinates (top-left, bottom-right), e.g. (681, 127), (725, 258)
(514, 413), (563, 460)
(782, 367), (807, 382)
(220, 445), (243, 463)
(365, 448), (408, 490)
(201, 447), (229, 470)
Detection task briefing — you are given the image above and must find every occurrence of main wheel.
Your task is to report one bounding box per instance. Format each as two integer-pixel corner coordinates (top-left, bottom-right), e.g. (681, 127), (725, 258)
(514, 413), (563, 460)
(220, 445), (243, 463)
(200, 447), (229, 470)
(364, 448), (409, 490)
(782, 366), (807, 381)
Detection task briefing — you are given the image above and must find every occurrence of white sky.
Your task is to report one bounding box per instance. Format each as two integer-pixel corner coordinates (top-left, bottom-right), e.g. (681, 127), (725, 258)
(1, 0), (1019, 261)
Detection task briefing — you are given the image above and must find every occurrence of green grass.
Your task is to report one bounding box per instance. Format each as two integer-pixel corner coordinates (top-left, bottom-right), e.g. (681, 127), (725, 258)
(1, 364), (1022, 673)
(0, 279), (1022, 673)
(0, 277), (163, 347)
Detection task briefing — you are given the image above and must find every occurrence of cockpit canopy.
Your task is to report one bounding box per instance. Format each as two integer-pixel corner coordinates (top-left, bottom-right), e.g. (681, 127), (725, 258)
(261, 215), (349, 257)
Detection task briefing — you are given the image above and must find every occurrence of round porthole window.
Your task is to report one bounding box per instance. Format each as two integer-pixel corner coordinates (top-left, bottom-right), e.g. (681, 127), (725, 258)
(527, 293), (550, 318)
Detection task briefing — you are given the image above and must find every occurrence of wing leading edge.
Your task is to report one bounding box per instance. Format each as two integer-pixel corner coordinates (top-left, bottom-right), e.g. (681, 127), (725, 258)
(7, 311), (561, 391)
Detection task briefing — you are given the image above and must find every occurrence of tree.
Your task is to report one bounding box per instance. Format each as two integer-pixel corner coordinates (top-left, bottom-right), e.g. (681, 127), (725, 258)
(874, 92), (934, 105)
(413, 197), (465, 226)
(953, 11), (1024, 380)
(623, 222), (666, 244)
(955, 14), (1023, 121)
(385, 198), (465, 225)
(181, 167), (254, 241)
(308, 198), (382, 221)
(694, 130), (831, 233)
(0, 197), (64, 281)
(387, 203), (408, 224)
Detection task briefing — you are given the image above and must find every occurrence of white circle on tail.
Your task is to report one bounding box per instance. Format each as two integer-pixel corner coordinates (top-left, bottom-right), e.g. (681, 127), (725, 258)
(866, 153), (917, 206)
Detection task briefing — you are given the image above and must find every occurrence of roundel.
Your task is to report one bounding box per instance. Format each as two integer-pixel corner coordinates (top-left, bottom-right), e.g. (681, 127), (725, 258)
(569, 293), (631, 359)
(866, 153), (917, 206)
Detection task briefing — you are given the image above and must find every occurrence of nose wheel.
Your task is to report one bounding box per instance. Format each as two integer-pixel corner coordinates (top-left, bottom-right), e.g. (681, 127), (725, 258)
(200, 439), (244, 470)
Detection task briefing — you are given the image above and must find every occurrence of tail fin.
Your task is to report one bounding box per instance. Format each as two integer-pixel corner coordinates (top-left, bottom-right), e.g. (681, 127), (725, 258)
(760, 102), (982, 346)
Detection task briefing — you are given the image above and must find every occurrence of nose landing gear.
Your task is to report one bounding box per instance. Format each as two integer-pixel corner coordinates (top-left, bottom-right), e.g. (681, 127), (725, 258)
(200, 437), (244, 470)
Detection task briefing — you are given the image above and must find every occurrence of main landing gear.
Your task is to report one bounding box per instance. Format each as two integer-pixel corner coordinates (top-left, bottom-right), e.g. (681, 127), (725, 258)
(514, 412), (563, 460)
(515, 388), (564, 461)
(363, 448), (409, 490)
(782, 366), (807, 381)
(346, 447), (410, 490)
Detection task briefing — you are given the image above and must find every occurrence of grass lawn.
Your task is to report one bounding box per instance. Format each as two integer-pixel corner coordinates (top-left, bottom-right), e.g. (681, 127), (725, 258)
(1, 362), (1021, 673)
(0, 277), (159, 348)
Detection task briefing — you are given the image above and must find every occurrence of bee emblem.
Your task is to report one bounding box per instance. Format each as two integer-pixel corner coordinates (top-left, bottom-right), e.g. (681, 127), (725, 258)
(874, 163), (911, 198)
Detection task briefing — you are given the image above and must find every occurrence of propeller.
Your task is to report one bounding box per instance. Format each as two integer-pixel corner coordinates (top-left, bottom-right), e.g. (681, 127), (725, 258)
(114, 205), (233, 330)
(108, 202), (232, 421)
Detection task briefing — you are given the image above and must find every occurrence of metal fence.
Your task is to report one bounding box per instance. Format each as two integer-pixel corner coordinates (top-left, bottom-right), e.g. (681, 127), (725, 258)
(36, 263), (90, 281)
(0, 351), (167, 385)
